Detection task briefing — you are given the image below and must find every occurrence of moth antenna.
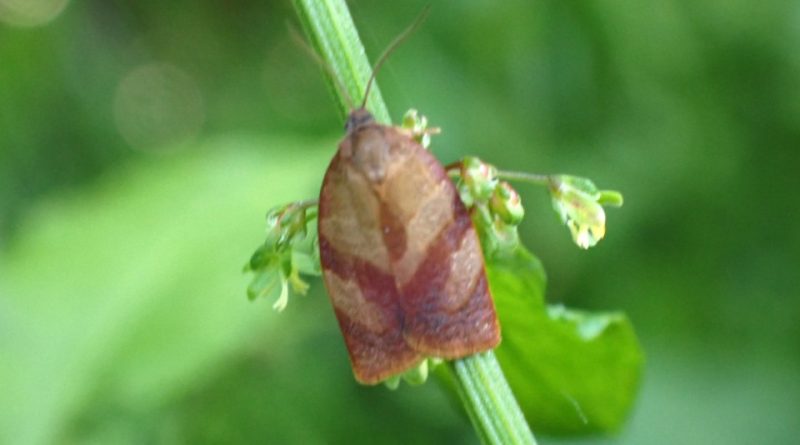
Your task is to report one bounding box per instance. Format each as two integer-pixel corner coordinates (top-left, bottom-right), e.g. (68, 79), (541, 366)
(288, 23), (355, 110)
(360, 4), (432, 110)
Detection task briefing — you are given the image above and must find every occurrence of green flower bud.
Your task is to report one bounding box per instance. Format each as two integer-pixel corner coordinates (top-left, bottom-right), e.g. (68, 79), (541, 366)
(382, 357), (444, 389)
(247, 244), (270, 270)
(400, 360), (429, 386)
(461, 156), (498, 203)
(383, 375), (401, 390)
(490, 181), (524, 225)
(492, 218), (520, 251)
(418, 132), (431, 149)
(288, 267), (310, 295)
(401, 108), (427, 131)
(402, 108), (421, 129)
(597, 190), (624, 207)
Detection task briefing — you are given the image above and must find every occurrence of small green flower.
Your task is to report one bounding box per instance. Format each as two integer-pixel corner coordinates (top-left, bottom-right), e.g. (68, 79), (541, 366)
(549, 175), (622, 249)
(402, 108), (439, 148)
(490, 181), (524, 226)
(460, 156), (498, 205)
(383, 357), (444, 389)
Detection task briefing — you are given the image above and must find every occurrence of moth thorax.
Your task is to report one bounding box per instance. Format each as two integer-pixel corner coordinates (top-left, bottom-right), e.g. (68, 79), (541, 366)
(349, 126), (391, 183)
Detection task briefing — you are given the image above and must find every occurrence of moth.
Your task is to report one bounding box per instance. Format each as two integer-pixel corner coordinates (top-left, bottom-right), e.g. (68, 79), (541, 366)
(314, 15), (500, 385)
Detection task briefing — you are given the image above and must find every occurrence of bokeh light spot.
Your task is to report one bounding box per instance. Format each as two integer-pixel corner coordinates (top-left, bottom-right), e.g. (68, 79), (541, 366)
(0, 0), (69, 27)
(113, 63), (205, 152)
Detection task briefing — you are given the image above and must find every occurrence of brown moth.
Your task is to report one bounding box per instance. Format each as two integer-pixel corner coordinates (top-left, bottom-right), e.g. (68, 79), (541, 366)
(316, 18), (500, 384)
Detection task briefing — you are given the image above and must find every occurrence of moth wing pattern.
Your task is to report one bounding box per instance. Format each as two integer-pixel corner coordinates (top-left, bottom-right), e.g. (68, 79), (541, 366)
(319, 122), (500, 384)
(378, 128), (500, 357)
(319, 148), (423, 384)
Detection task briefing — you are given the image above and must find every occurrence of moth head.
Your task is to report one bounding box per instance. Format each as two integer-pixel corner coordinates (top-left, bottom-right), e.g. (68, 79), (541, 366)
(345, 108), (375, 133)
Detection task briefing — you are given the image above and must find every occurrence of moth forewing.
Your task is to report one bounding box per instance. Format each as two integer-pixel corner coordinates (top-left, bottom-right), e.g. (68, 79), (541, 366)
(318, 115), (500, 384)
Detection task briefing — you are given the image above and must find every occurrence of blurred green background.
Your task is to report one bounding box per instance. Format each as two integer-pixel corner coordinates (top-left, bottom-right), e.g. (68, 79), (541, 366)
(1, 0), (798, 443)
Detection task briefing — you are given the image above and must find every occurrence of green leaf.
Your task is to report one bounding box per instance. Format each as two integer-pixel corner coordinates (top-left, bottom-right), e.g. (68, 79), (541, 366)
(487, 247), (644, 435)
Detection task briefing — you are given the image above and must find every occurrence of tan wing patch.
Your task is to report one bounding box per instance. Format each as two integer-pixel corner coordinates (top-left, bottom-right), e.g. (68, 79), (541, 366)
(319, 163), (391, 273)
(384, 153), (454, 286)
(443, 227), (482, 311)
(324, 272), (387, 333)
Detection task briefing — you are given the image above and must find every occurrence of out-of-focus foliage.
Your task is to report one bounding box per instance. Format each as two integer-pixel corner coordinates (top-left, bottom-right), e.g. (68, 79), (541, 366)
(1, 0), (798, 444)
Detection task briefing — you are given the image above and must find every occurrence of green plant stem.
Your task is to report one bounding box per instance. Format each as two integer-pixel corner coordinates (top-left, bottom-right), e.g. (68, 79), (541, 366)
(449, 353), (537, 445)
(291, 1), (537, 444)
(445, 161), (551, 188)
(293, 0), (390, 124)
(496, 170), (551, 187)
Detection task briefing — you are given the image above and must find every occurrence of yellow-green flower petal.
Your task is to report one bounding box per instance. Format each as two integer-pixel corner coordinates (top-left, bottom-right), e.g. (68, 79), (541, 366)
(550, 176), (610, 249)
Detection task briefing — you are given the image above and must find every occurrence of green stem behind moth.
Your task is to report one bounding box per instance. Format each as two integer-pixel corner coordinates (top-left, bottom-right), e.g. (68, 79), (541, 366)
(293, 0), (390, 124)
(291, 1), (537, 444)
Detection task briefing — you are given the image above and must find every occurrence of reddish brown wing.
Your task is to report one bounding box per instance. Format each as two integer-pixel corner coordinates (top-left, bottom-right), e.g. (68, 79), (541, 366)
(318, 123), (500, 384)
(318, 154), (422, 384)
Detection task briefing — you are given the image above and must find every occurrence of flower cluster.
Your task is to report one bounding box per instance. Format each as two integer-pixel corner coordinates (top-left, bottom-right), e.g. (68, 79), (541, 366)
(456, 156), (525, 256)
(454, 157), (623, 252)
(244, 202), (320, 311)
